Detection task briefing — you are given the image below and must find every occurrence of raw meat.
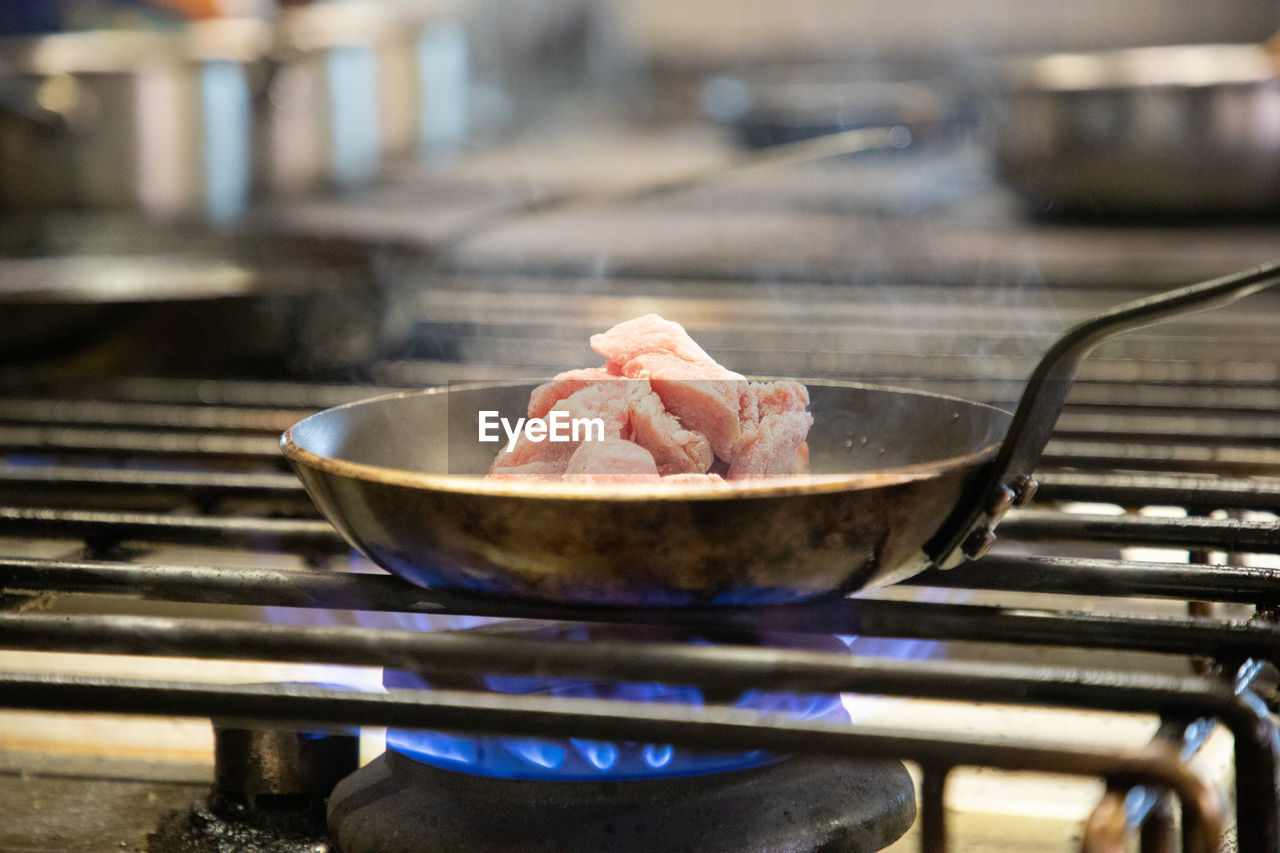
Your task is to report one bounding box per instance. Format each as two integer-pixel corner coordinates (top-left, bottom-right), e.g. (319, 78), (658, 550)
(727, 410), (814, 479)
(486, 315), (813, 482)
(628, 386), (714, 475)
(489, 382), (630, 477)
(487, 435), (577, 478)
(619, 353), (744, 459)
(588, 314), (718, 368)
(564, 439), (660, 482)
(527, 367), (617, 420)
(548, 382), (632, 442)
(753, 380), (810, 417)
(593, 316), (747, 458)
(661, 472), (731, 487)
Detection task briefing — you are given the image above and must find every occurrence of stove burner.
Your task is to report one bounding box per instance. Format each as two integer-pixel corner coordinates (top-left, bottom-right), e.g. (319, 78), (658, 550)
(328, 750), (916, 853)
(385, 668), (850, 781)
(380, 622), (856, 781)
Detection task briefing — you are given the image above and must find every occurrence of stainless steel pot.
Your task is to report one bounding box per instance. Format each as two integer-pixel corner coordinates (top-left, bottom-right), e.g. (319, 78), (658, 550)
(0, 20), (269, 219)
(994, 43), (1280, 216)
(257, 1), (448, 196)
(0, 2), (460, 218)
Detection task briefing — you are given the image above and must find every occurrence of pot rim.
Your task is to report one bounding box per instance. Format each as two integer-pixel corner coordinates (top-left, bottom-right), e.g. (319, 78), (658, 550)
(1002, 43), (1280, 93)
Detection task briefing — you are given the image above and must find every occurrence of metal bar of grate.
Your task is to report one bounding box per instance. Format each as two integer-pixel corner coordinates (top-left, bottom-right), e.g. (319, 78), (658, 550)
(0, 607), (1258, 713)
(1035, 472), (1280, 513)
(0, 609), (1271, 713)
(0, 557), (394, 607)
(1052, 413), (1280, 446)
(0, 376), (394, 407)
(12, 375), (1280, 415)
(1, 378), (398, 409)
(0, 671), (1225, 852)
(900, 380), (1280, 415)
(5, 557), (1280, 664)
(422, 337), (1280, 385)
(0, 465), (301, 494)
(6, 504), (1275, 556)
(0, 507), (335, 551)
(1080, 718), (1209, 853)
(405, 317), (1276, 360)
(909, 554), (1280, 604)
(404, 281), (1280, 330)
(999, 510), (1280, 552)
(12, 552), (1280, 685)
(8, 552), (1280, 614)
(0, 427), (280, 462)
(1040, 440), (1280, 476)
(0, 399), (310, 433)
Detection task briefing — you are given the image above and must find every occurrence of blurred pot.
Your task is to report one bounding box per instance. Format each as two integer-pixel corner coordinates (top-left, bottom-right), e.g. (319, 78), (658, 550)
(257, 1), (461, 195)
(0, 20), (268, 220)
(994, 43), (1280, 217)
(0, 3), (466, 218)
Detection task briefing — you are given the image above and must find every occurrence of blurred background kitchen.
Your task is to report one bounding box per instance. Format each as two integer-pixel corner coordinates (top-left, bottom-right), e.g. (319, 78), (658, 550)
(1, 0), (1278, 386)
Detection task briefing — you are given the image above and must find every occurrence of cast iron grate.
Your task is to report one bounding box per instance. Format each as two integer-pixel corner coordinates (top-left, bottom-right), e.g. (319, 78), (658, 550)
(1, 372), (1279, 852)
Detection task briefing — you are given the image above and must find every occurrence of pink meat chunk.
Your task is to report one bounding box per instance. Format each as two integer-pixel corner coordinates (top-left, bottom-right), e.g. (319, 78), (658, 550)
(790, 441), (811, 475)
(617, 353), (744, 459)
(589, 314), (718, 368)
(660, 472), (730, 487)
(653, 378), (743, 459)
(726, 410), (814, 480)
(527, 367), (618, 420)
(489, 383), (632, 477)
(487, 434), (577, 477)
(564, 439), (660, 483)
(487, 461), (570, 481)
(753, 380), (810, 417)
(729, 381), (811, 477)
(737, 385), (760, 425)
(549, 383), (632, 443)
(628, 387), (714, 475)
(590, 316), (749, 458)
(487, 315), (815, 483)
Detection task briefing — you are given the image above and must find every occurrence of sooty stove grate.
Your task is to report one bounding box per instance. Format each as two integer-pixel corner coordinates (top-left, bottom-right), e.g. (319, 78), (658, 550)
(2, 295), (1280, 852)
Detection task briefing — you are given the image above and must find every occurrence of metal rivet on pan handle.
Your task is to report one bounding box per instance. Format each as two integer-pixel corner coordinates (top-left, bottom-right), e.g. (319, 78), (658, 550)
(987, 484), (1018, 522)
(1009, 475), (1039, 507)
(961, 528), (998, 561)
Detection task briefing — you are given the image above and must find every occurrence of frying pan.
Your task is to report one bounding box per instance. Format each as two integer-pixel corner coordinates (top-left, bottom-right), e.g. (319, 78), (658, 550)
(283, 263), (1280, 606)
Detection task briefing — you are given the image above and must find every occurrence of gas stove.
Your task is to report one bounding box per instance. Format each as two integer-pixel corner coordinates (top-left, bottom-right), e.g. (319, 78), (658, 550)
(2, 112), (1279, 852)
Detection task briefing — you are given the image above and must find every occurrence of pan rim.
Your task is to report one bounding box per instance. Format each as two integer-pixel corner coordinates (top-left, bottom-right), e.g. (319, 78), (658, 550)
(280, 380), (1011, 502)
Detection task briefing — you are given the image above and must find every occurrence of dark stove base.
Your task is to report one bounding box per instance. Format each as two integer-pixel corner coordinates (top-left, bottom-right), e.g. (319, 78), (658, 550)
(328, 750), (916, 853)
(150, 796), (329, 853)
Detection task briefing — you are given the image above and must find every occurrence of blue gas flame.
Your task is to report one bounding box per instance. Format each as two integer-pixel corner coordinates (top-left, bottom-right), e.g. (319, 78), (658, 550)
(384, 665), (843, 781)
(262, 549), (950, 781)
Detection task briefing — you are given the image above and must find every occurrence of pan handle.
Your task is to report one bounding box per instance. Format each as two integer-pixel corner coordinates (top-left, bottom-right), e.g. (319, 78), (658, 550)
(926, 260), (1280, 570)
